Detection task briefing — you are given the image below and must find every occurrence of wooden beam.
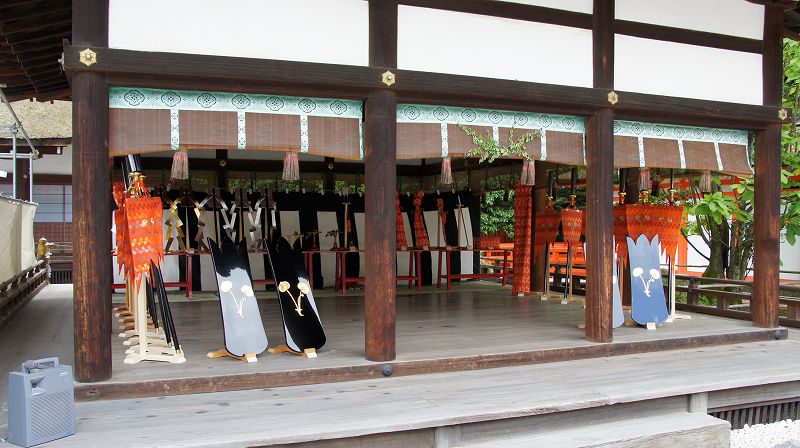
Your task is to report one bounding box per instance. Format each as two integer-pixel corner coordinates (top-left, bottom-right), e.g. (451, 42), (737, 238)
(615, 21), (762, 54)
(398, 0), (592, 29)
(369, 0), (398, 68)
(752, 3), (783, 329)
(71, 0), (111, 383)
(64, 45), (787, 128)
(593, 0), (614, 89)
(364, 0), (397, 362)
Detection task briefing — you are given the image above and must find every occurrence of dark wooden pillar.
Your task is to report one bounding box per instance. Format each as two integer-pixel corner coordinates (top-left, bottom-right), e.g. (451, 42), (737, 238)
(72, 0), (111, 382)
(364, 0), (398, 362)
(531, 161), (548, 292)
(216, 149), (228, 188)
(584, 0), (615, 342)
(324, 157), (336, 191)
(14, 158), (30, 202)
(585, 109), (615, 342)
(752, 3), (783, 328)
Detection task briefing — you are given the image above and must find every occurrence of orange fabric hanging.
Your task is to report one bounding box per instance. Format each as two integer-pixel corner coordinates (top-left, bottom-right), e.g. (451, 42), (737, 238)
(560, 208), (584, 245)
(614, 203), (684, 262)
(413, 190), (430, 248)
(533, 209), (561, 258)
(512, 182), (533, 295)
(125, 196), (164, 287)
(396, 194), (408, 249)
(123, 177), (164, 289)
(113, 181), (130, 276)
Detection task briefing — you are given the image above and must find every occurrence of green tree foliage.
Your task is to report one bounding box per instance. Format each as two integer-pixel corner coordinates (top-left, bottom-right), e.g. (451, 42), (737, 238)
(481, 189), (516, 238)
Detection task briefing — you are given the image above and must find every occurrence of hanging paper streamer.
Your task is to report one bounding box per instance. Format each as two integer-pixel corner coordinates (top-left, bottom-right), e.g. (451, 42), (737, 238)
(396, 194), (408, 249)
(282, 151), (300, 181)
(520, 159), (535, 186)
(638, 168), (651, 192)
(512, 182), (533, 295)
(440, 157), (453, 186)
(412, 190), (430, 248)
(699, 170), (712, 193)
(170, 148), (189, 180)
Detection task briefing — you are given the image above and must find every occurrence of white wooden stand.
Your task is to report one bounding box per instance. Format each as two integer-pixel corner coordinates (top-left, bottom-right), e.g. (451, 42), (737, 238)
(665, 257), (691, 323)
(124, 276), (186, 364)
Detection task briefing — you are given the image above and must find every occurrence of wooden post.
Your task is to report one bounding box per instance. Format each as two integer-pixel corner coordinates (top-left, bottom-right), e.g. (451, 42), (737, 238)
(14, 158), (30, 202)
(324, 157), (336, 192)
(72, 0), (111, 382)
(584, 0), (614, 342)
(531, 162), (548, 292)
(364, 0), (398, 362)
(364, 90), (397, 361)
(585, 108), (614, 342)
(216, 149), (228, 189)
(752, 4), (782, 329)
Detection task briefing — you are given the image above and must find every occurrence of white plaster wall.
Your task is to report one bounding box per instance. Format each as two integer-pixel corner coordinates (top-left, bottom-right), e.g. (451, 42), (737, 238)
(398, 6), (593, 87)
(781, 231), (800, 281)
(616, 0), (764, 40)
(0, 147), (72, 176)
(109, 0), (369, 66)
(615, 35), (763, 105)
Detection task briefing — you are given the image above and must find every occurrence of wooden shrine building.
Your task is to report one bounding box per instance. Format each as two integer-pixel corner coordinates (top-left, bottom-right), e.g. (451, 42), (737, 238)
(4, 0), (796, 384)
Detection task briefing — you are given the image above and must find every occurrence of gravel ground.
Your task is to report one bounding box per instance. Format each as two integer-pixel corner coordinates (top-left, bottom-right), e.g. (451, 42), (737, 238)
(731, 420), (800, 448)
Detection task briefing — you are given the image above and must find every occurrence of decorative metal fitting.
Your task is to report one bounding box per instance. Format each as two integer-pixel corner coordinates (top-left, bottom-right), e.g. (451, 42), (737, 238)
(382, 70), (396, 87)
(607, 91), (619, 106)
(79, 48), (97, 67)
(779, 108), (788, 121)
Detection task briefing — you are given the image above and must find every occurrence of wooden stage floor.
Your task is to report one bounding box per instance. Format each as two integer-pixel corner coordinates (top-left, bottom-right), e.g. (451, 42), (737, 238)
(85, 281), (783, 401)
(0, 283), (785, 403)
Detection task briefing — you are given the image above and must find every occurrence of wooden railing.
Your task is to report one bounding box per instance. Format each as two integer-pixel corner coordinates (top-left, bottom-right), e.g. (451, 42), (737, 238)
(675, 274), (800, 327)
(0, 256), (49, 332)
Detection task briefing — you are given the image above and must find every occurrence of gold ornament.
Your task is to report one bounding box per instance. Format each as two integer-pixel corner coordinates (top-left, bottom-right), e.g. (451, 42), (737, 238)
(79, 48), (97, 67)
(382, 70), (396, 87)
(607, 91), (619, 106)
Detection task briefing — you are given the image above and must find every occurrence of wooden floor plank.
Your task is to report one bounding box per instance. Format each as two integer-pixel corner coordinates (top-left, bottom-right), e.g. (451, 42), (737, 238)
(12, 339), (800, 448)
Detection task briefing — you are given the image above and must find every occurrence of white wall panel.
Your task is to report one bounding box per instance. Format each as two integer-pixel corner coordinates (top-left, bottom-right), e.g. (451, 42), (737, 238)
(424, 210), (441, 281)
(616, 0), (763, 40)
(456, 207), (474, 275)
(109, 0), (368, 66)
(354, 212), (366, 277)
(398, 6), (592, 87)
(397, 214), (413, 276)
(615, 35), (762, 105)
(494, 0), (592, 13)
(316, 211), (339, 287)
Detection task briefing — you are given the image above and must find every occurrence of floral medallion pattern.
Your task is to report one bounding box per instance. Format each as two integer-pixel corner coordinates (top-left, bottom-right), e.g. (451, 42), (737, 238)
(110, 87), (362, 120)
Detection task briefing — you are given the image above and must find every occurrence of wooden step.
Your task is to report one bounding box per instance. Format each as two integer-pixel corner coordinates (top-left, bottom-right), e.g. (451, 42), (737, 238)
(459, 412), (730, 448)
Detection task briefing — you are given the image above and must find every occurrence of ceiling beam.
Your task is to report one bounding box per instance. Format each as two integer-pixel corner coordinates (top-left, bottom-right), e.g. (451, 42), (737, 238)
(63, 45), (788, 129)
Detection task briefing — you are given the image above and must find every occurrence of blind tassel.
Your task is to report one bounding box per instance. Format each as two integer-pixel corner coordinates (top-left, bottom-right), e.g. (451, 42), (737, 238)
(170, 148), (188, 180)
(282, 152), (300, 181)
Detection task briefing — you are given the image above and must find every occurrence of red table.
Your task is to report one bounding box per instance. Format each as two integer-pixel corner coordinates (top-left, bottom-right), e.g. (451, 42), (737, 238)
(436, 247), (512, 290)
(304, 249), (425, 295)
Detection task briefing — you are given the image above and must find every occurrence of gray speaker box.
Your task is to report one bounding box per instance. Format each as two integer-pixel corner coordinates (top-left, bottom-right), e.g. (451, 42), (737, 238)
(7, 357), (75, 447)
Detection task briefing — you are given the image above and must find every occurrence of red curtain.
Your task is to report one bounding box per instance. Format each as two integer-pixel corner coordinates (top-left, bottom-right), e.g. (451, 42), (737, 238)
(513, 183), (533, 295)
